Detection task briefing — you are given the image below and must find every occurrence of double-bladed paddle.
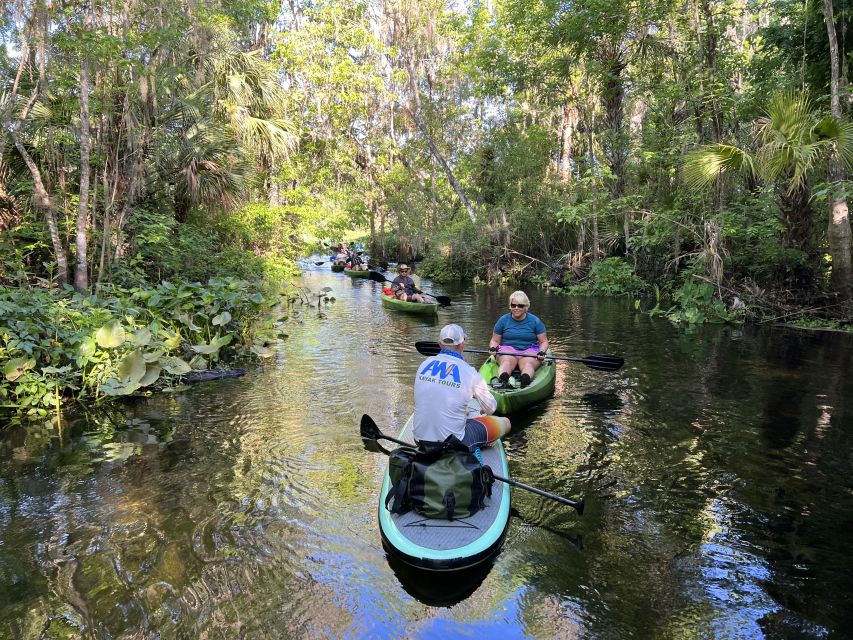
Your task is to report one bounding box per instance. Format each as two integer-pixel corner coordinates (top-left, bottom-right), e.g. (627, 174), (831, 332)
(415, 341), (624, 372)
(360, 415), (584, 514)
(367, 271), (452, 306)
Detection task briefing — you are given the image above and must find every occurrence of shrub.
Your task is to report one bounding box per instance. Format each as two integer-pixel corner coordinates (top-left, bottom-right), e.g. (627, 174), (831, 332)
(565, 257), (649, 296)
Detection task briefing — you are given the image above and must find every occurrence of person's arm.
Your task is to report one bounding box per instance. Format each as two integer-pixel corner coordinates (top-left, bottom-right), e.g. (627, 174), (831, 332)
(536, 330), (549, 360)
(488, 332), (502, 352)
(472, 375), (497, 415)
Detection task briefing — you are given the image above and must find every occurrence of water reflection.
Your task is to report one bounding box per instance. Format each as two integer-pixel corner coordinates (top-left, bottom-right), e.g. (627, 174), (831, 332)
(385, 554), (495, 607)
(1, 259), (852, 638)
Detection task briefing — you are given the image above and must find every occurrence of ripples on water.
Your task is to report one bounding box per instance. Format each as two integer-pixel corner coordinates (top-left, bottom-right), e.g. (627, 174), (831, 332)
(1, 259), (852, 638)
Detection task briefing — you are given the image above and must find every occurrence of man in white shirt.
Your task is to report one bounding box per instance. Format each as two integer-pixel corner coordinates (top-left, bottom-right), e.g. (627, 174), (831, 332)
(413, 324), (511, 448)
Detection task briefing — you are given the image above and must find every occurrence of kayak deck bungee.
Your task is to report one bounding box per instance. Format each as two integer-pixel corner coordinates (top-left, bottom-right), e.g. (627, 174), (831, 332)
(380, 294), (438, 315)
(378, 414), (510, 571)
(344, 268), (371, 278)
(478, 351), (556, 416)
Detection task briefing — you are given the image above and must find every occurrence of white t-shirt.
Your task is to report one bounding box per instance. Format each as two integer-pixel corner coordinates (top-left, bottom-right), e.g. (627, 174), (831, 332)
(412, 351), (497, 442)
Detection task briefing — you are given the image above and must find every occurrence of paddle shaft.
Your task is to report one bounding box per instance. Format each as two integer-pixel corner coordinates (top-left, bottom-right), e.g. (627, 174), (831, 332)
(468, 347), (589, 364)
(414, 341), (623, 370)
(491, 473), (583, 511)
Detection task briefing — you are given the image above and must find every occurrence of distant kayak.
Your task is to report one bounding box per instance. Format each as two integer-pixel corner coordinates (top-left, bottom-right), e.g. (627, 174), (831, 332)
(478, 352), (556, 415)
(380, 294), (438, 315)
(344, 268), (371, 278)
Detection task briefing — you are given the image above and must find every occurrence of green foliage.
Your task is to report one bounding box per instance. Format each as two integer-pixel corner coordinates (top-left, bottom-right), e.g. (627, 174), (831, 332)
(649, 277), (744, 324)
(788, 317), (852, 332)
(0, 279), (284, 423)
(564, 258), (649, 296)
(418, 219), (492, 281)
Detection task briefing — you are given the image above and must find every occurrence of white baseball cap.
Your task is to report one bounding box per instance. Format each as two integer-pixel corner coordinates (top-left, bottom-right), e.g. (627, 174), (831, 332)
(439, 324), (465, 346)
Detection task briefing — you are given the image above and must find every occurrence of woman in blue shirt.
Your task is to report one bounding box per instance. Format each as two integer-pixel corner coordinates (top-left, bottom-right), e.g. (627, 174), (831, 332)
(488, 291), (549, 389)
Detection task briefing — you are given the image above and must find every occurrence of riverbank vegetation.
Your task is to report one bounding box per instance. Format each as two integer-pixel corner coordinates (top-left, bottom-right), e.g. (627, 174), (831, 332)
(2, 0), (852, 419)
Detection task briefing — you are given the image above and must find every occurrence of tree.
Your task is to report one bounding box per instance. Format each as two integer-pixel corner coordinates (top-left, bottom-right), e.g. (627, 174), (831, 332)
(822, 0), (853, 295)
(683, 91), (853, 293)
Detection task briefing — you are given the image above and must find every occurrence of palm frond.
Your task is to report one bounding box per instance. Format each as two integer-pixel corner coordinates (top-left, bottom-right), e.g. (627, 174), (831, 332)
(682, 145), (755, 190)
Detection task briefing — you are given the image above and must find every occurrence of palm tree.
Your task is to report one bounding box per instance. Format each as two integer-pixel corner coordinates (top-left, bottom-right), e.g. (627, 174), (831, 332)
(683, 91), (853, 295)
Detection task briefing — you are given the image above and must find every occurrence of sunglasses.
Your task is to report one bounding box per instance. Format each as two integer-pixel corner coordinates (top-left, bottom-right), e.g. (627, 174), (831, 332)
(510, 303), (526, 308)
(399, 269), (409, 272)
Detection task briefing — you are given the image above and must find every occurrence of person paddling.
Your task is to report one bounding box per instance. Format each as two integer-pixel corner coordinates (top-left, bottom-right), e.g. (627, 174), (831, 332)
(414, 324), (511, 449)
(488, 291), (550, 389)
(390, 264), (426, 303)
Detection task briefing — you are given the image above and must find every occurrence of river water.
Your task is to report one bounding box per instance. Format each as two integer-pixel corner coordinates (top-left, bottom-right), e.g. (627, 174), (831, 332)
(1, 261), (852, 639)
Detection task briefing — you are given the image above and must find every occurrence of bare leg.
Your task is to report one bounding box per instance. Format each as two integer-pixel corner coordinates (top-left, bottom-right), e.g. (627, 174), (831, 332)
(497, 354), (519, 378)
(518, 358), (541, 379)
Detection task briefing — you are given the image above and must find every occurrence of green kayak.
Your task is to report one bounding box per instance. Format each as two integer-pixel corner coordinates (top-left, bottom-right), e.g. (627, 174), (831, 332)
(381, 294), (438, 315)
(478, 352), (556, 415)
(344, 268), (371, 278)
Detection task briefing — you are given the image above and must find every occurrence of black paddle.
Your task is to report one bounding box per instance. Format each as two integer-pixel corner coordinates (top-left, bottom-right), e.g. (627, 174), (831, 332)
(360, 415), (584, 514)
(415, 341), (624, 372)
(367, 271), (452, 306)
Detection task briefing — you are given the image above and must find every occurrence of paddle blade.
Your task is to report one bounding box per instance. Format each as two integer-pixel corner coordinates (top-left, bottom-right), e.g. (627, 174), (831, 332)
(435, 295), (452, 306)
(360, 414), (381, 440)
(367, 271), (390, 283)
(314, 261), (325, 265)
(414, 341), (441, 357)
(580, 355), (624, 372)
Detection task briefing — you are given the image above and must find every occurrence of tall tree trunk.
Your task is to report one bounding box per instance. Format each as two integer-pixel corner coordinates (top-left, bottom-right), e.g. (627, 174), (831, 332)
(15, 136), (69, 285)
(75, 56), (92, 292)
(824, 0), (853, 296)
(404, 53), (477, 224)
(560, 103), (578, 184)
(406, 104), (477, 225)
(12, 8), (69, 285)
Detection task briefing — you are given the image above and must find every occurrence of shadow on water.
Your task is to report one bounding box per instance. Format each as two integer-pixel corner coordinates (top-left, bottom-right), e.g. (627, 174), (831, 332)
(579, 391), (623, 415)
(384, 552), (495, 607)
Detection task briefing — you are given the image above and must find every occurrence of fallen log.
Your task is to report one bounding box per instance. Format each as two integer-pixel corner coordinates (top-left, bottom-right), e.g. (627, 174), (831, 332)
(181, 369), (247, 384)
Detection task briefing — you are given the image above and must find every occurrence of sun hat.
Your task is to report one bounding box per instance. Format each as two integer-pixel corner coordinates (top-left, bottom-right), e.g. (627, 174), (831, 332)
(439, 324), (466, 346)
(398, 264), (410, 271)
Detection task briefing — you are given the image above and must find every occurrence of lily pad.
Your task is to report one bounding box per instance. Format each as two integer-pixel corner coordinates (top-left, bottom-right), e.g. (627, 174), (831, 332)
(100, 380), (141, 396)
(188, 355), (208, 370)
(177, 314), (201, 331)
(78, 337), (97, 358)
(162, 357), (191, 375)
(132, 327), (152, 346)
(139, 364), (161, 387)
(117, 351), (146, 384)
(212, 311), (232, 326)
(143, 350), (165, 363)
(4, 357), (36, 382)
(190, 343), (221, 355)
(96, 320), (126, 348)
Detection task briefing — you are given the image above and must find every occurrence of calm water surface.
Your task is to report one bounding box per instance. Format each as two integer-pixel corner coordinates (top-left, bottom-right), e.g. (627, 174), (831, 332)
(2, 261), (852, 638)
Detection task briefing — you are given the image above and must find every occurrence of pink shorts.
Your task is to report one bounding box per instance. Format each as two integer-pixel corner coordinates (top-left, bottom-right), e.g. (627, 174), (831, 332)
(497, 344), (539, 356)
